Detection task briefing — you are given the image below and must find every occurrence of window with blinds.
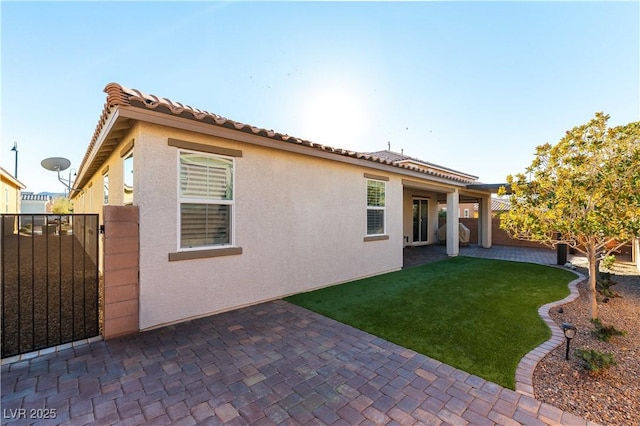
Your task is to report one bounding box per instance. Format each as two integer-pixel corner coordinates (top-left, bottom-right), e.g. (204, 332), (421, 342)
(179, 152), (234, 249)
(366, 179), (386, 235)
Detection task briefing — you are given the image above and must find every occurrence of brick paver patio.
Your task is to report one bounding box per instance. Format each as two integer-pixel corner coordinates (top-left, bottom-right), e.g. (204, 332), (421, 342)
(3, 245), (601, 425)
(2, 295), (598, 425)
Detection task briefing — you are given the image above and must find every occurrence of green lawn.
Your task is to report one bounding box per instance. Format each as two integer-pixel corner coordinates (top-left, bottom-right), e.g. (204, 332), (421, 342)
(285, 256), (575, 389)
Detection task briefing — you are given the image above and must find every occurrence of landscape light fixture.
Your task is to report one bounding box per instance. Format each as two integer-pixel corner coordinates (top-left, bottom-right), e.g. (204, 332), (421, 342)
(561, 322), (577, 360)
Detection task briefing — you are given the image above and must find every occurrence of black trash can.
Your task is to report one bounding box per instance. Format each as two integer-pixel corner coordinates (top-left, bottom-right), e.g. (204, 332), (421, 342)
(557, 243), (568, 265)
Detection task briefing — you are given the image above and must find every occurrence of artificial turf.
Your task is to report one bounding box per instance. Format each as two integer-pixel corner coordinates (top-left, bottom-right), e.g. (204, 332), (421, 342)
(284, 256), (576, 389)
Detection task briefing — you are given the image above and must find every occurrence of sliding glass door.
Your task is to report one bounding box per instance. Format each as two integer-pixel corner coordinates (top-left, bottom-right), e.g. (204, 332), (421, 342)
(412, 198), (428, 243)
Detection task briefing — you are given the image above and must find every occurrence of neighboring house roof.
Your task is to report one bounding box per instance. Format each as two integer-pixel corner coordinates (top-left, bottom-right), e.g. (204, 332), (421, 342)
(0, 166), (26, 189)
(74, 83), (483, 195)
(21, 192), (51, 202)
(491, 197), (511, 211)
(366, 150), (478, 181)
(471, 197), (511, 212)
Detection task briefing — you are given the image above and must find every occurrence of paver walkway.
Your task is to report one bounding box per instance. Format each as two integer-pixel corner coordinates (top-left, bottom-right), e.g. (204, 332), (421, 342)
(2, 298), (597, 425)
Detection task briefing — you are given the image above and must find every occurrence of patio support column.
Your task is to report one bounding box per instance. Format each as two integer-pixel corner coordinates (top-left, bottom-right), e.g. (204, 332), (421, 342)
(480, 195), (492, 248)
(446, 190), (459, 256)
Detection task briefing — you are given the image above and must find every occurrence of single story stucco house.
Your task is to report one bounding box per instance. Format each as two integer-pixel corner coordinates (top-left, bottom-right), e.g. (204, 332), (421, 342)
(21, 192), (52, 214)
(71, 83), (497, 331)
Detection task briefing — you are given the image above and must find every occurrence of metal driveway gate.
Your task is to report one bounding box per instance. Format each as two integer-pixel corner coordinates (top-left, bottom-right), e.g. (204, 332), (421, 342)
(1, 214), (100, 358)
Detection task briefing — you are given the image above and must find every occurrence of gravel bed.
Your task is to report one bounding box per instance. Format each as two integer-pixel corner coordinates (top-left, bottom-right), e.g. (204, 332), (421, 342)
(533, 259), (640, 426)
(1, 233), (100, 358)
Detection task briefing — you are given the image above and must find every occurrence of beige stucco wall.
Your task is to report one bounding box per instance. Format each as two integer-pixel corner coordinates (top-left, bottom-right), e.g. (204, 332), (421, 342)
(73, 119), (484, 330)
(132, 123), (404, 329)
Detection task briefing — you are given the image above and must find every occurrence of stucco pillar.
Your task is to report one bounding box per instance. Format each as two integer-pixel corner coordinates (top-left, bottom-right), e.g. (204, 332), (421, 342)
(480, 195), (492, 248)
(103, 205), (139, 339)
(446, 190), (459, 256)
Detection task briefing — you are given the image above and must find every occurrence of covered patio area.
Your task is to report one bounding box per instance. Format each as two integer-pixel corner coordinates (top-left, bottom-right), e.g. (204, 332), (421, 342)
(401, 179), (494, 257)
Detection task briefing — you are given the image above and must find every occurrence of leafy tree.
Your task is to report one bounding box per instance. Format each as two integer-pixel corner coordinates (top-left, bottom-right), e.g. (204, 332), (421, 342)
(51, 197), (73, 214)
(499, 113), (640, 319)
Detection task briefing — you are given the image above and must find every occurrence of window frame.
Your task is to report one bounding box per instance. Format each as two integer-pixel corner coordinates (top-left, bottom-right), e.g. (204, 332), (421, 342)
(366, 178), (386, 237)
(176, 148), (236, 252)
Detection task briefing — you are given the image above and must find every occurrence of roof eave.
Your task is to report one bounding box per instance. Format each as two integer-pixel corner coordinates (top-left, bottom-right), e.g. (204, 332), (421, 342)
(71, 107), (132, 198)
(112, 105), (478, 188)
(73, 83), (485, 195)
(466, 183), (511, 194)
(0, 167), (26, 189)
(395, 159), (479, 181)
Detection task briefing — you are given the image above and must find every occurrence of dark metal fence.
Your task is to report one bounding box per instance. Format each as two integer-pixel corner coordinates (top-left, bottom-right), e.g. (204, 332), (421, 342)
(1, 214), (100, 358)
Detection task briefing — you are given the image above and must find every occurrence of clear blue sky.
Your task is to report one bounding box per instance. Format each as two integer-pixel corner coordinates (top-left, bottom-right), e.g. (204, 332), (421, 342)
(2, 1), (638, 193)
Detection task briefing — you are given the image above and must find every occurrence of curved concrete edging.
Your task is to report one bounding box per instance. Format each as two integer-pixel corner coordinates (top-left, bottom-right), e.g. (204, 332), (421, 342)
(515, 269), (586, 397)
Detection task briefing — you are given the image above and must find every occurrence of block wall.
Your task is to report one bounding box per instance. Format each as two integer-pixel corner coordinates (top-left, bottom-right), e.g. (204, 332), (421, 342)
(103, 205), (139, 339)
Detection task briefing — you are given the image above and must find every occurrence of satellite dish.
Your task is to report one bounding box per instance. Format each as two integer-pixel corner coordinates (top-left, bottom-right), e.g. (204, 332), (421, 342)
(41, 157), (71, 172)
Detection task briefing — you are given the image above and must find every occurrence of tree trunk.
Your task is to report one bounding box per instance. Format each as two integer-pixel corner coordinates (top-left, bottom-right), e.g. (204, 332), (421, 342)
(587, 247), (599, 319)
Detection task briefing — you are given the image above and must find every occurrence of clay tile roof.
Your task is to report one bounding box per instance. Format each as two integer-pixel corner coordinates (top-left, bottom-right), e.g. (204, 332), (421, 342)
(367, 150), (479, 182)
(367, 150), (409, 162)
(78, 83), (480, 186)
